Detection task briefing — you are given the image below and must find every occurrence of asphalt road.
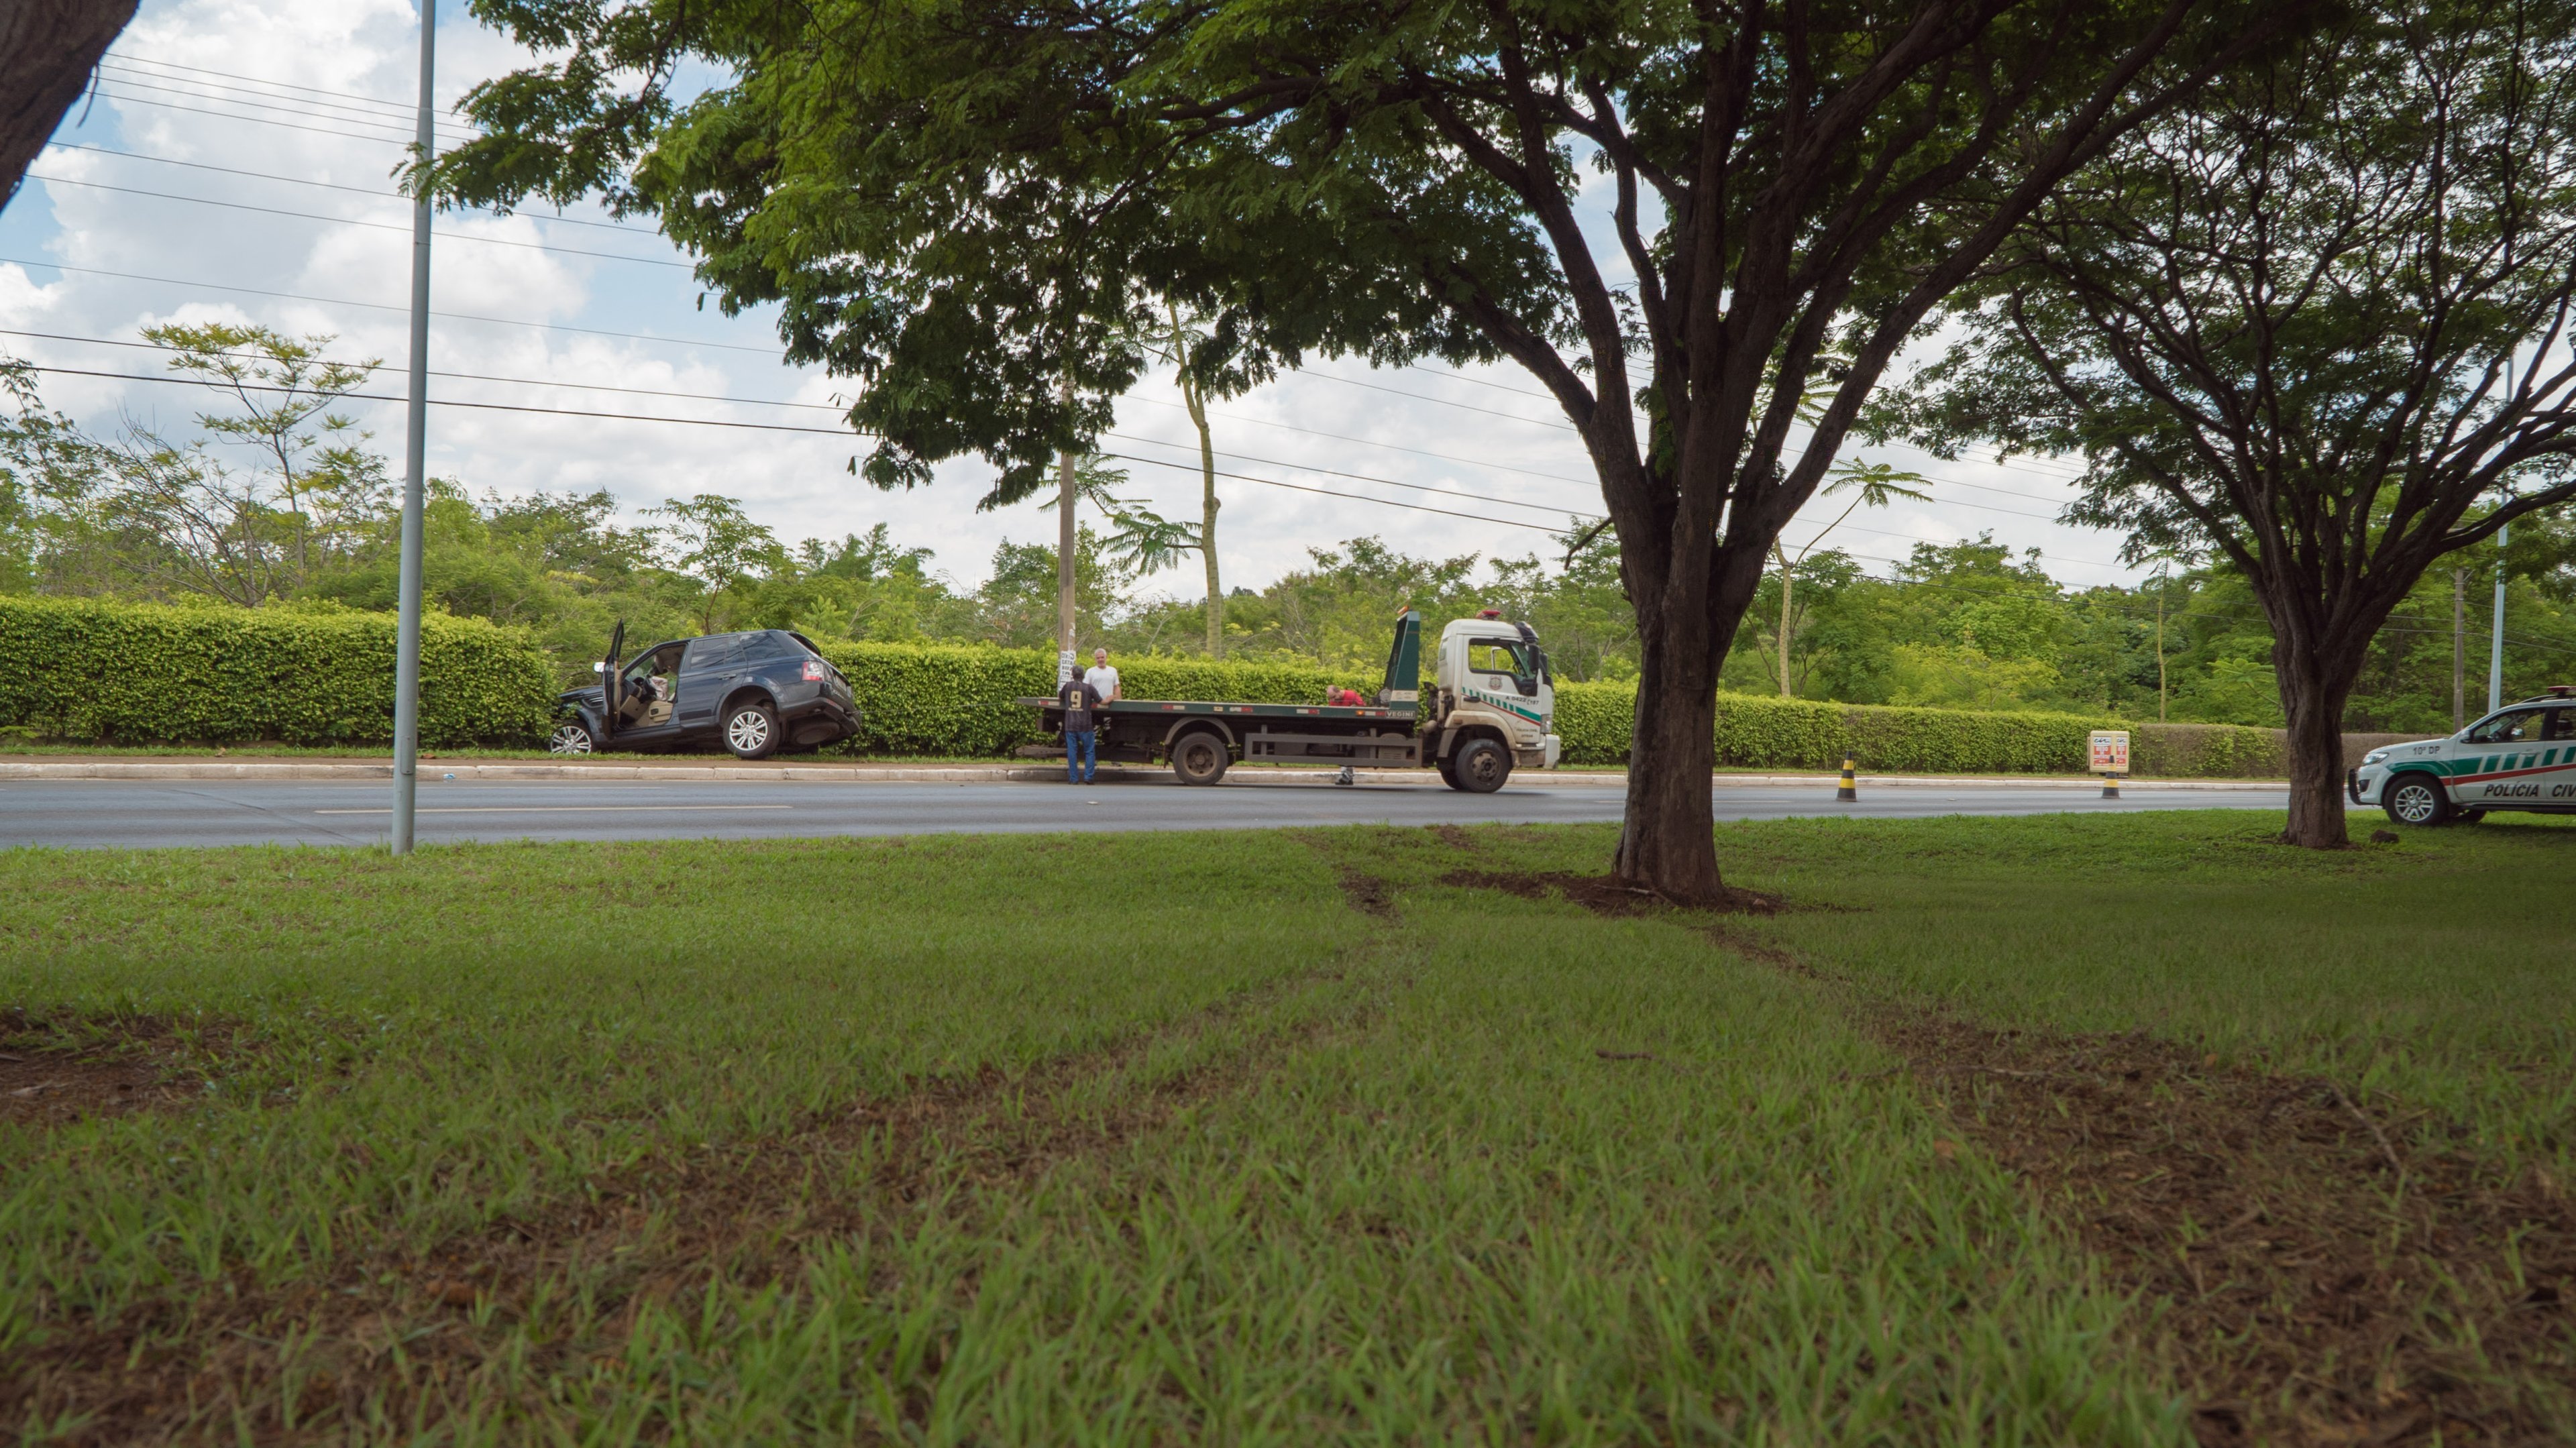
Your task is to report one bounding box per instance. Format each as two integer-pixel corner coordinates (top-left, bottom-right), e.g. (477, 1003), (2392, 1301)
(0, 777), (2288, 850)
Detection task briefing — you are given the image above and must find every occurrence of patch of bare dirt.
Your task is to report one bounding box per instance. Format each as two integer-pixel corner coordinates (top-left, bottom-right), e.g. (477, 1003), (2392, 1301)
(1338, 869), (1396, 917)
(2, 976), (1345, 1445)
(1880, 1015), (2576, 1446)
(1440, 868), (1782, 917)
(1430, 824), (1478, 851)
(0, 1011), (235, 1128)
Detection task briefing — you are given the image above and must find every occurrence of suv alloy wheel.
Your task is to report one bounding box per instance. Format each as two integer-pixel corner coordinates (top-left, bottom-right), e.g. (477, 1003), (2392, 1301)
(548, 720), (595, 755)
(724, 700), (780, 760)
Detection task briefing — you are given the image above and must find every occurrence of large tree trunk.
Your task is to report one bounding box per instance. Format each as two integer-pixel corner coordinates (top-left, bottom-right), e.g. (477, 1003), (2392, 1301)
(1615, 638), (1724, 902)
(0, 0), (136, 208)
(1613, 533), (1763, 905)
(2275, 636), (2362, 848)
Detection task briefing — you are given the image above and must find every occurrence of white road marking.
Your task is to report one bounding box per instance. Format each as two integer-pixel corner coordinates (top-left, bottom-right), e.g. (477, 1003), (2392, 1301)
(314, 805), (794, 815)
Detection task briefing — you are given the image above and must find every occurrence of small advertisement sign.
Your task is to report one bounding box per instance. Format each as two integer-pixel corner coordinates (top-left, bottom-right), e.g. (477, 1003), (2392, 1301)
(2089, 730), (2131, 775)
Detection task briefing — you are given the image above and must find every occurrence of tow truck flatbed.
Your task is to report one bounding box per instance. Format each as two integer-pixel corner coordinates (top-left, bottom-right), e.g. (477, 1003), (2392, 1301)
(1014, 698), (1417, 722)
(1022, 610), (1559, 789)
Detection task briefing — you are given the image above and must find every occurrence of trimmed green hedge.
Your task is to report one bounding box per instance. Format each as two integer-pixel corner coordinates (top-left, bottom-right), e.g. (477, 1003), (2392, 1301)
(1555, 681), (2287, 776)
(816, 643), (1371, 756)
(0, 600), (2311, 775)
(0, 596), (553, 746)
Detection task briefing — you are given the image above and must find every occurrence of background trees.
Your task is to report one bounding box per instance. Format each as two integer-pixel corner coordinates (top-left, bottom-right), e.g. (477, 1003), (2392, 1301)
(1904, 1), (2576, 844)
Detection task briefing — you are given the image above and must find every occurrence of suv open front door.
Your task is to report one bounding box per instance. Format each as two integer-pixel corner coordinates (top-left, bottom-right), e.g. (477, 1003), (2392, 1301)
(599, 620), (625, 742)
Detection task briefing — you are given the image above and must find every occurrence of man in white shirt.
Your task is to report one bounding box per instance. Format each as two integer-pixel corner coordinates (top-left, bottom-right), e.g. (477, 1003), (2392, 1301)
(1083, 648), (1121, 704)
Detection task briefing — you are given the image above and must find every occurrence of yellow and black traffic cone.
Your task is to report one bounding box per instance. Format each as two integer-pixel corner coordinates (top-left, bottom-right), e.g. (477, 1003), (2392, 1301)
(1837, 755), (1858, 802)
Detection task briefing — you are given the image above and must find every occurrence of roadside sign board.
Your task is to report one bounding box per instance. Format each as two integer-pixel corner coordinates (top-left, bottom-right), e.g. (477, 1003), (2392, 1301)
(2089, 730), (2131, 775)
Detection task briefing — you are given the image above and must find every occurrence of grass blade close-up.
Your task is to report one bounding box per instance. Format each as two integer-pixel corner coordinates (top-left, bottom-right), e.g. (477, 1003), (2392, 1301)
(1, 812), (2570, 1444)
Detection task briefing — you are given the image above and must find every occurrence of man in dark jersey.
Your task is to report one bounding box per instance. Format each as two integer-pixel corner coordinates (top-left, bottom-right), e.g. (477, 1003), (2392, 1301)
(1059, 669), (1104, 784)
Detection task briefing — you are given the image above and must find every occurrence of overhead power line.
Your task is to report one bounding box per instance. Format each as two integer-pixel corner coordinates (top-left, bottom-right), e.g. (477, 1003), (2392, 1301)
(91, 64), (480, 144)
(20, 172), (693, 270)
(0, 256), (782, 355)
(41, 142), (657, 236)
(7, 362), (1583, 537)
(86, 82), (431, 148)
(104, 51), (446, 117)
(0, 329), (845, 413)
(1101, 431), (1577, 518)
(5, 327), (2137, 568)
(15, 362), (856, 436)
(1104, 453), (1571, 535)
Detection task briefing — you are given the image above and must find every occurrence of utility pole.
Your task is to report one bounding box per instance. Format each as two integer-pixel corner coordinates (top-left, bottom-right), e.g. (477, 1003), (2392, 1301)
(2488, 520), (2509, 716)
(2453, 568), (2467, 730)
(2154, 568), (2167, 723)
(1055, 376), (1077, 687)
(388, 0), (435, 855)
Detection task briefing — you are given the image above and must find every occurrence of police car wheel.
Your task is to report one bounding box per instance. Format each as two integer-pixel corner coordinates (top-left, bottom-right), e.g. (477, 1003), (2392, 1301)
(2383, 775), (2450, 828)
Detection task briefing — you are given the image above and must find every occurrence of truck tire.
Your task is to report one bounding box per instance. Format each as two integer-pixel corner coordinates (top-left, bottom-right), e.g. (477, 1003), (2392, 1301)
(1171, 732), (1230, 786)
(1450, 737), (1511, 793)
(2382, 773), (2450, 827)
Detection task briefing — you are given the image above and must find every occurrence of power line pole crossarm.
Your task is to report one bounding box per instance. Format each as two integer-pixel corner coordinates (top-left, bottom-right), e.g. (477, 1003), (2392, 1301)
(388, 0), (434, 856)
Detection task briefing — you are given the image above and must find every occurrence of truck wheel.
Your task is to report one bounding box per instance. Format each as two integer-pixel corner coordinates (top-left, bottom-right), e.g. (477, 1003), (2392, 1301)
(1171, 732), (1230, 786)
(723, 700), (780, 760)
(2382, 773), (2450, 827)
(1450, 737), (1511, 793)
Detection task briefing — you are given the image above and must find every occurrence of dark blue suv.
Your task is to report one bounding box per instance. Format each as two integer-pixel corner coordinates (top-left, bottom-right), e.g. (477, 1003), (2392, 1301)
(549, 623), (861, 759)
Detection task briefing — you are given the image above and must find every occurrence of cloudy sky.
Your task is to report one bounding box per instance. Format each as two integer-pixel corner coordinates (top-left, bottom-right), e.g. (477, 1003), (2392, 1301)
(0, 0), (2145, 606)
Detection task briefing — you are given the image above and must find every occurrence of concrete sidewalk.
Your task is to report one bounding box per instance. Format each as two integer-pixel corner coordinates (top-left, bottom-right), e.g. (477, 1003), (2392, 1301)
(0, 757), (2288, 790)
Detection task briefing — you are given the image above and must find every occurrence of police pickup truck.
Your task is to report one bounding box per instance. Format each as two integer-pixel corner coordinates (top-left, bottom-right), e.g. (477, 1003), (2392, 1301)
(2351, 685), (2576, 826)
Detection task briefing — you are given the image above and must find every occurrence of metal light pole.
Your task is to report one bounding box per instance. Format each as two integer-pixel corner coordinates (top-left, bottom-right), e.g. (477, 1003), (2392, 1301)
(2487, 520), (2508, 716)
(1054, 375), (1077, 687)
(390, 0), (436, 854)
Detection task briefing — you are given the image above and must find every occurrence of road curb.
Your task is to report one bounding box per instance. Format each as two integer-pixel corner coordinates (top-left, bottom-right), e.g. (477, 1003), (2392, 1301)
(0, 759), (2288, 791)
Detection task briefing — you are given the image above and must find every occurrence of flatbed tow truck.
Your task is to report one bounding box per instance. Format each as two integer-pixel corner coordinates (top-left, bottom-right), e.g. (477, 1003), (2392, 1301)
(1020, 609), (1563, 791)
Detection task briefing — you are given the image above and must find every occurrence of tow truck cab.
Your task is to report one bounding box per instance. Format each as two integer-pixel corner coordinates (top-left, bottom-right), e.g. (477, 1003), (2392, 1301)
(1422, 610), (1562, 777)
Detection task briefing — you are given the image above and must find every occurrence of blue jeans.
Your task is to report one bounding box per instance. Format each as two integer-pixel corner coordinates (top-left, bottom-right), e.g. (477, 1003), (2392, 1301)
(1066, 729), (1096, 783)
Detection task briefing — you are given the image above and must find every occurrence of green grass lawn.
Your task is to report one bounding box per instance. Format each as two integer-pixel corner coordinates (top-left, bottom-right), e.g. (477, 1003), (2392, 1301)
(1, 812), (2567, 1443)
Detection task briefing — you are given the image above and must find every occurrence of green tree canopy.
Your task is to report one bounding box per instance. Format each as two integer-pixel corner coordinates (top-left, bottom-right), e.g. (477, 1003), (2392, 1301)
(433, 0), (2311, 900)
(1900, 0), (2576, 844)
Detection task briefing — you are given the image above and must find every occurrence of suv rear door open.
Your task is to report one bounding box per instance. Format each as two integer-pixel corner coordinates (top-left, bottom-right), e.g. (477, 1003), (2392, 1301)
(598, 620), (626, 742)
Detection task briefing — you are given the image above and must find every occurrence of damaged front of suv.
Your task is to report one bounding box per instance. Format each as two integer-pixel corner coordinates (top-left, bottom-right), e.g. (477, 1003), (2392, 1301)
(550, 621), (861, 760)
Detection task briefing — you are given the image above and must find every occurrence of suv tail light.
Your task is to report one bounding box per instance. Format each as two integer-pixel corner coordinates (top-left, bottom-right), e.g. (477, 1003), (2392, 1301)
(802, 659), (828, 681)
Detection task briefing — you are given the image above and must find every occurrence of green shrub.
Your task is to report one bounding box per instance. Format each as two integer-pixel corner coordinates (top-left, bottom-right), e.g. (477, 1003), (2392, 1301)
(1553, 681), (2289, 776)
(0, 596), (552, 746)
(815, 643), (1373, 756)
